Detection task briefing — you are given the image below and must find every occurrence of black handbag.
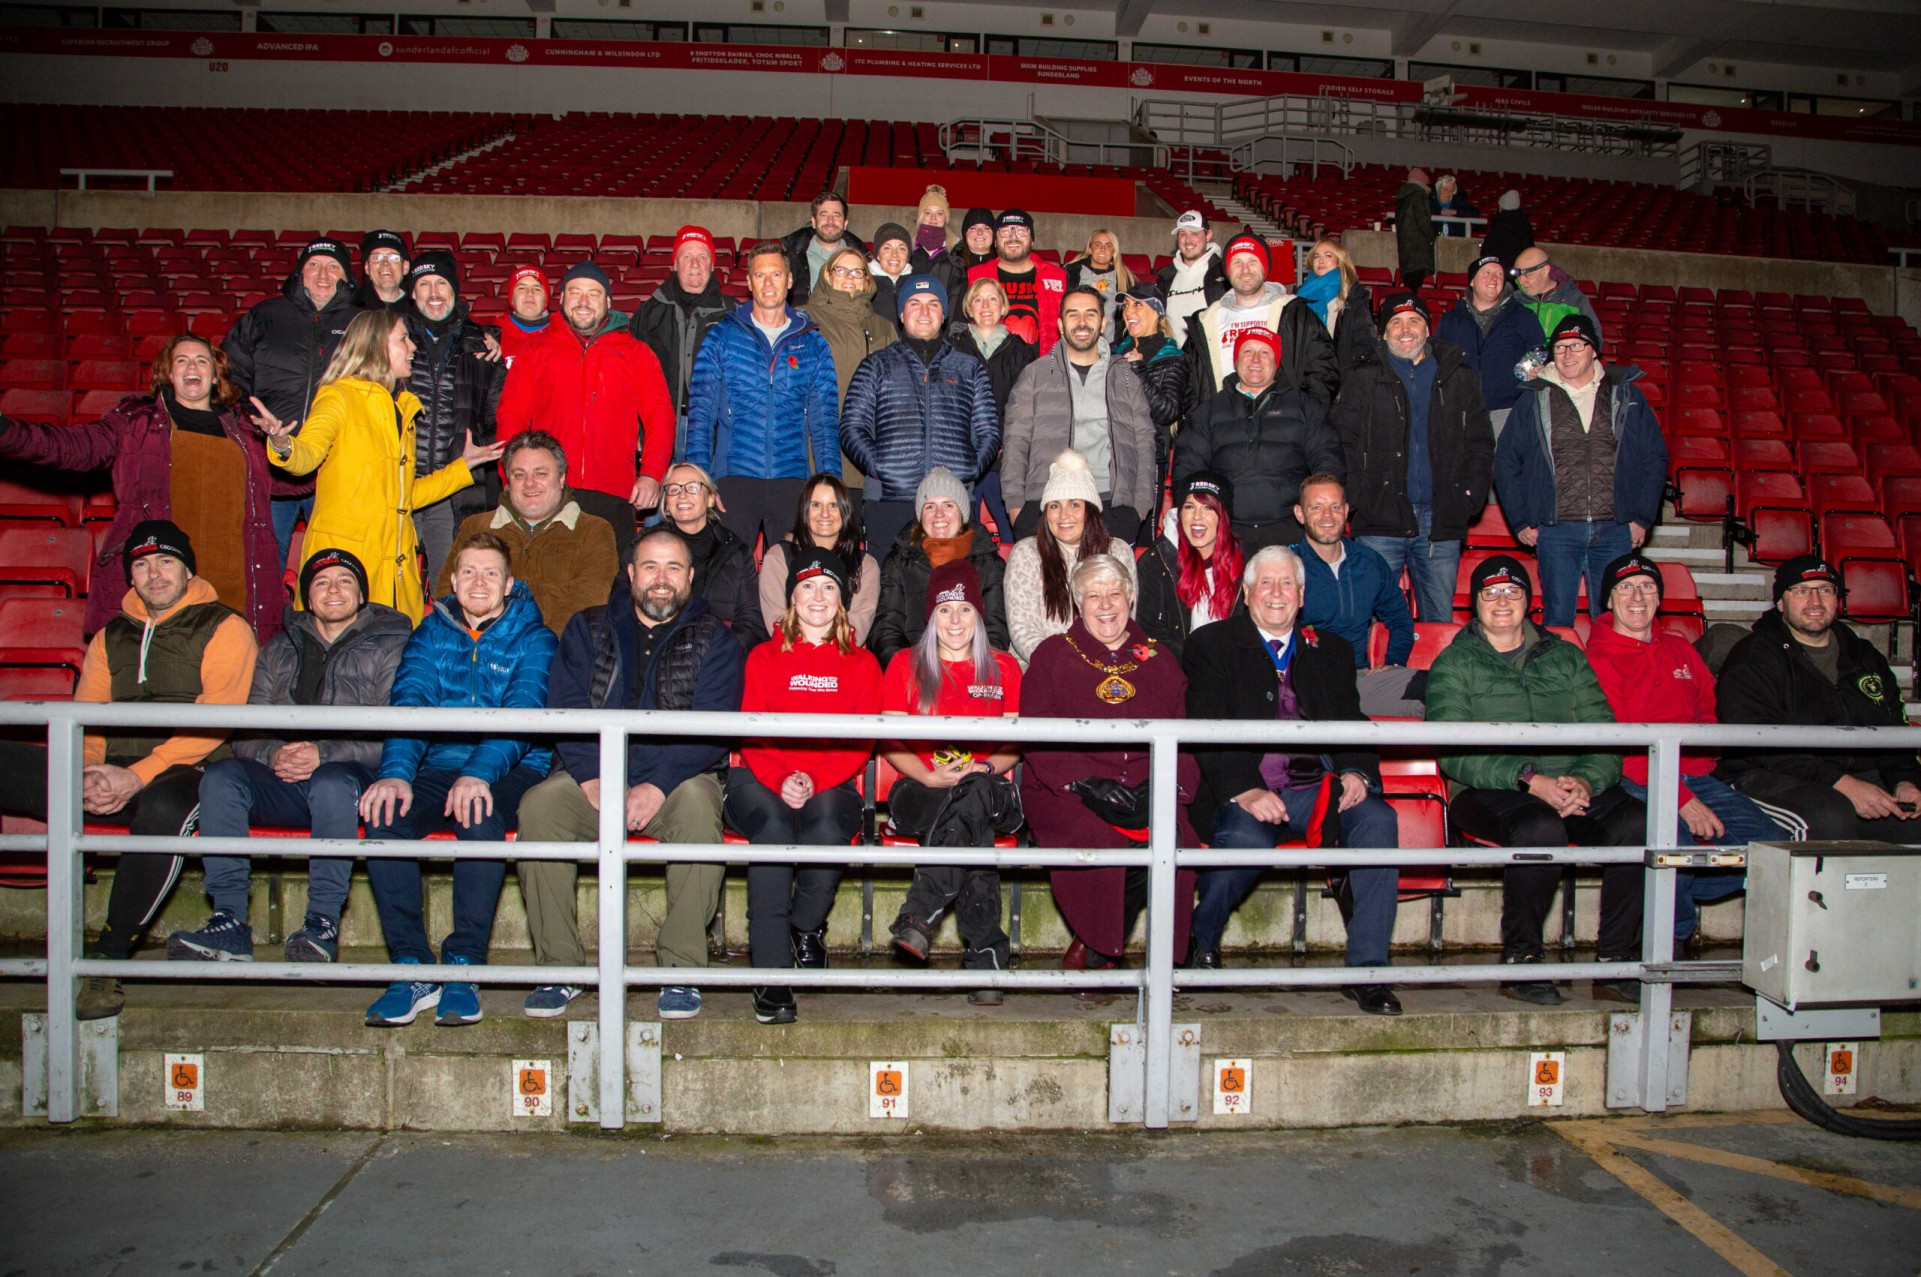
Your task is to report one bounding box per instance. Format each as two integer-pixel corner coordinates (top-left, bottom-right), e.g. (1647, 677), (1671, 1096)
(1067, 776), (1151, 830)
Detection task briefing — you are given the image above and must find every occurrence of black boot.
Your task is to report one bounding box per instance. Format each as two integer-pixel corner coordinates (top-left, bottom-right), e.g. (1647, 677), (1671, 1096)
(791, 925), (829, 969)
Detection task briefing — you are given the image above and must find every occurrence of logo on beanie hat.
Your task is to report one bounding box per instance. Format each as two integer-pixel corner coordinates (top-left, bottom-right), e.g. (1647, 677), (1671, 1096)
(674, 225), (716, 260)
(1173, 210), (1209, 234)
(997, 209), (1035, 231)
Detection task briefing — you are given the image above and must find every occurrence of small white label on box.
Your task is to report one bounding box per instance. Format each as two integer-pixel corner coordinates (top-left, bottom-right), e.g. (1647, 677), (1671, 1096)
(870, 1061), (909, 1120)
(1527, 1052), (1565, 1107)
(1824, 1042), (1858, 1096)
(164, 1052), (204, 1111)
(1212, 1058), (1251, 1116)
(1844, 874), (1887, 890)
(513, 1059), (553, 1117)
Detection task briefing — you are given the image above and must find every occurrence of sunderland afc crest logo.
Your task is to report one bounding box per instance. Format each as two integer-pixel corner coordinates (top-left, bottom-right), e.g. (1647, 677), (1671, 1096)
(1858, 673), (1886, 703)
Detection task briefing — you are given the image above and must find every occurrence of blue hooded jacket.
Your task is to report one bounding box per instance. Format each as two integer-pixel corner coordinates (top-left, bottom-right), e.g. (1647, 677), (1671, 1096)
(377, 581), (557, 784)
(683, 303), (840, 480)
(1294, 537), (1415, 669)
(1493, 363), (1668, 533)
(838, 339), (1000, 502)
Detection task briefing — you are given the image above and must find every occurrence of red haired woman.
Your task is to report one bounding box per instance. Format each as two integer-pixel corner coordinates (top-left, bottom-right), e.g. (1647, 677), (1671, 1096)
(1134, 470), (1243, 662)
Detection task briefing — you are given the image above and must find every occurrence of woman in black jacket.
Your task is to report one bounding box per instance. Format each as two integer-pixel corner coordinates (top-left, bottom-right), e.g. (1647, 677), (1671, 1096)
(946, 278), (1035, 543)
(1113, 283), (1189, 494)
(870, 467), (1010, 667)
(659, 460), (764, 646)
(1298, 239), (1377, 385)
(1135, 470), (1244, 662)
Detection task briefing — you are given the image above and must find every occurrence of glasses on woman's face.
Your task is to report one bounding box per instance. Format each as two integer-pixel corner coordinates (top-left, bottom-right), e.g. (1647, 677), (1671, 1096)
(829, 266), (865, 280)
(662, 481), (709, 498)
(1478, 586), (1527, 603)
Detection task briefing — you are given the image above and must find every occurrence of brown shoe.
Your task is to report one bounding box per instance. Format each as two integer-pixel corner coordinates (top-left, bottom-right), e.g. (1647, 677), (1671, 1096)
(76, 974), (124, 1021)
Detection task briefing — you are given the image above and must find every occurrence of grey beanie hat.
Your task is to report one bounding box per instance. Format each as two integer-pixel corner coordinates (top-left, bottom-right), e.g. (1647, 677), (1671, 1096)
(914, 466), (970, 523)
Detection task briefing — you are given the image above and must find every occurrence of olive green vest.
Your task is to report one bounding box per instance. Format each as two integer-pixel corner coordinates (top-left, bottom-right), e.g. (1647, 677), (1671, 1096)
(101, 600), (238, 762)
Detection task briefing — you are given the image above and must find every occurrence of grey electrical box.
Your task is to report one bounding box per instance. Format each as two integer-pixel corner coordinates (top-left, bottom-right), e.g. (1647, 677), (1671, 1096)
(1742, 841), (1921, 1010)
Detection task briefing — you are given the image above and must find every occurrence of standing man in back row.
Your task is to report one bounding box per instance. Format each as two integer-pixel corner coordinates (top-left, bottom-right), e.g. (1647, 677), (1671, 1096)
(1156, 210), (1226, 347)
(630, 224), (733, 464)
(783, 192), (865, 308)
(1182, 232), (1337, 414)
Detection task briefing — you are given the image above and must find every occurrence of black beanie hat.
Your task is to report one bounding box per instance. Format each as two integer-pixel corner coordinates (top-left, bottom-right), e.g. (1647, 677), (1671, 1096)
(123, 519), (195, 577)
(1549, 311), (1602, 354)
(1174, 469), (1234, 522)
(1468, 554), (1532, 602)
(1773, 554), (1841, 601)
(359, 229), (409, 261)
(1600, 552), (1663, 603)
(405, 250), (460, 300)
(560, 260), (612, 294)
(296, 237), (353, 277)
(872, 222), (913, 253)
(997, 209), (1035, 232)
(298, 547), (370, 609)
(787, 545), (850, 607)
(961, 207), (996, 233)
(1375, 290), (1430, 328)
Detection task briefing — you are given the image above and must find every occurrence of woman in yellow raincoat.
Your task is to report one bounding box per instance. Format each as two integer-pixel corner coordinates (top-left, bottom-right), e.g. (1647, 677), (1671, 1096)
(252, 308), (503, 623)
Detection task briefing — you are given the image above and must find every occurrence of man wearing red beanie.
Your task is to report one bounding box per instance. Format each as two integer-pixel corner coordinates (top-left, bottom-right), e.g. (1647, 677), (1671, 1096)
(630, 224), (734, 462)
(497, 266), (550, 368)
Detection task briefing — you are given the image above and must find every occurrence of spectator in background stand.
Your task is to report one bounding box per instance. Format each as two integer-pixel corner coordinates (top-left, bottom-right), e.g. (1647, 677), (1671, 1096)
(1298, 238), (1378, 381)
(809, 245), (898, 498)
(1004, 450), (1138, 666)
(0, 333), (283, 642)
(937, 206), (997, 302)
(223, 236), (360, 563)
(496, 267), (549, 368)
(1174, 328), (1344, 552)
(1290, 474), (1423, 719)
(437, 430), (619, 638)
(1134, 470), (1243, 662)
(908, 185), (954, 280)
(1394, 168), (1437, 295)
(357, 230), (410, 312)
(968, 209), (1068, 355)
(1114, 282), (1188, 491)
(1495, 313), (1667, 628)
(945, 278), (1033, 541)
(840, 275), (1000, 555)
(656, 461), (764, 644)
(759, 473), (880, 647)
(870, 467), (1010, 667)
(867, 222), (915, 333)
(1435, 254), (1541, 438)
(494, 260), (674, 563)
(684, 240), (840, 553)
(1065, 228), (1133, 332)
(1156, 210), (1226, 346)
(254, 308), (501, 625)
(1428, 175), (1479, 238)
(630, 224), (734, 463)
(1512, 246), (1602, 348)
(400, 250), (504, 586)
(782, 191), (866, 307)
(1333, 291), (1493, 622)
(1180, 232), (1336, 413)
(1480, 190), (1535, 272)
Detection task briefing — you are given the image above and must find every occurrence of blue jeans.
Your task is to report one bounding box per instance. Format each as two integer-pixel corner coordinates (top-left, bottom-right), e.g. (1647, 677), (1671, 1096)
(1533, 518), (1632, 627)
(1620, 774), (1773, 940)
(1199, 784), (1401, 967)
(197, 757), (372, 923)
(365, 764), (543, 964)
(1358, 506), (1461, 623)
(270, 495), (315, 569)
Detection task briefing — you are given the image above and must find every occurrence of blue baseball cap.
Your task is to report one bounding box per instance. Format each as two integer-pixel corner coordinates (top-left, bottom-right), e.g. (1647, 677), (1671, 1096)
(896, 273), (948, 318)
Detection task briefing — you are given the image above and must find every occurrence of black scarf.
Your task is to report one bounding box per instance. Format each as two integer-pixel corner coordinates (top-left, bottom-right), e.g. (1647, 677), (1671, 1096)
(161, 387), (227, 438)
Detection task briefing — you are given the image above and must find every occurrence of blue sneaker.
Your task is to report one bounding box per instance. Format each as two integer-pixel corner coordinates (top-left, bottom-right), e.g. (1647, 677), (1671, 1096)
(436, 955), (482, 1026)
(523, 985), (582, 1018)
(365, 958), (439, 1027)
(284, 912), (340, 963)
(166, 909), (254, 962)
(657, 986), (701, 1020)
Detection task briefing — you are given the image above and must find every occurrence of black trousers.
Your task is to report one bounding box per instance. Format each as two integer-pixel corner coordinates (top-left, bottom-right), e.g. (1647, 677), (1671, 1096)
(1401, 269), (1429, 295)
(717, 477), (808, 557)
(0, 740), (202, 959)
(889, 775), (1011, 970)
(574, 487), (640, 566)
(724, 770), (862, 968)
(1450, 783), (1646, 961)
(1729, 768), (1921, 843)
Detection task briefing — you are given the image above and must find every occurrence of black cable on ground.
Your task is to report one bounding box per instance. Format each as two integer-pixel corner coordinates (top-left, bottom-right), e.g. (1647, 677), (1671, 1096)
(1774, 1040), (1921, 1141)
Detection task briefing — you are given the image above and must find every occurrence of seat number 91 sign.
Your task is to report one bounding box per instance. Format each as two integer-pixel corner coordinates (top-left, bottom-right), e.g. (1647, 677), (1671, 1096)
(870, 1061), (909, 1119)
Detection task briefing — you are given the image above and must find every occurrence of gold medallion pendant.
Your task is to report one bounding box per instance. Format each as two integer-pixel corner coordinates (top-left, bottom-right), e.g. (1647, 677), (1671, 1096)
(1095, 674), (1136, 704)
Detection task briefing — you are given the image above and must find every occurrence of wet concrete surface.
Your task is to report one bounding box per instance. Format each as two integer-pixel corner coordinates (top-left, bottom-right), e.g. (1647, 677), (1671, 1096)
(4, 1116), (1919, 1275)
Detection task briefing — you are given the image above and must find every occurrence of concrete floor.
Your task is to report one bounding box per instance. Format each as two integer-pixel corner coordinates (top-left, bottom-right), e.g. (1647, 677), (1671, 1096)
(5, 1113), (1918, 1275)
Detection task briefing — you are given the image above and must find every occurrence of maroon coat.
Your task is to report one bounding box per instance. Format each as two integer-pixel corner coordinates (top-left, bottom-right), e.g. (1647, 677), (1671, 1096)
(1020, 616), (1200, 957)
(0, 395), (283, 641)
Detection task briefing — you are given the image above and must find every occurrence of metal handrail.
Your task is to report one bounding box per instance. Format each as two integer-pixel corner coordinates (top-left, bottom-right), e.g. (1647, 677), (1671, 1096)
(7, 699), (1918, 1130)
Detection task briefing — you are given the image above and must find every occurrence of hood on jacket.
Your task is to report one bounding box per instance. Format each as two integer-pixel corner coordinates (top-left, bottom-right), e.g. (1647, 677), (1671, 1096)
(1532, 361), (1644, 397)
(429, 579), (546, 640)
(120, 574), (222, 626)
(1217, 281), (1290, 312)
(281, 599), (415, 647)
(649, 274), (729, 311)
(815, 258), (876, 302)
(1456, 617), (1561, 667)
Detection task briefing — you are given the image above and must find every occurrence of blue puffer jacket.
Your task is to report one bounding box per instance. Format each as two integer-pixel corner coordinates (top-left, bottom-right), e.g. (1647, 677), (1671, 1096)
(1493, 363), (1669, 533)
(1434, 292), (1541, 412)
(838, 340), (1000, 502)
(378, 582), (558, 785)
(683, 303), (840, 480)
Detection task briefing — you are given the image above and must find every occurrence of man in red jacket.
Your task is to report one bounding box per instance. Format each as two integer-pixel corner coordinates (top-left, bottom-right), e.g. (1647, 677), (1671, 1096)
(968, 209), (1068, 355)
(496, 260), (671, 561)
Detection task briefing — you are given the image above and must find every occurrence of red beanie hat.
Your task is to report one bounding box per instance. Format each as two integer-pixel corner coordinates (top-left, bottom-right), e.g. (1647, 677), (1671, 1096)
(508, 265), (546, 297)
(1233, 326), (1281, 364)
(674, 225), (717, 262)
(925, 558), (984, 620)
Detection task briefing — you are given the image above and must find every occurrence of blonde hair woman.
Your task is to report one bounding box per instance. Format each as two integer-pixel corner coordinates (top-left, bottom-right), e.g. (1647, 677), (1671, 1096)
(1300, 237), (1378, 376)
(1066, 228), (1134, 331)
(254, 308), (504, 623)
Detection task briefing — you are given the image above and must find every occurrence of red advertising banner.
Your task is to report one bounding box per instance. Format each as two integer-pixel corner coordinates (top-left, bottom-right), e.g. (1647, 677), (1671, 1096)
(847, 165), (1137, 217)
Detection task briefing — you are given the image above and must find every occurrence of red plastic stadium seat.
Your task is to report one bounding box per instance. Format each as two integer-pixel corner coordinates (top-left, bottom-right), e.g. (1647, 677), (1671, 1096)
(1837, 558), (1909, 624)
(1464, 501), (1511, 550)
(1820, 511), (1897, 560)
(1405, 623), (1462, 671)
(0, 389), (71, 426)
(1808, 473), (1879, 514)
(0, 665), (77, 700)
(1734, 439), (1794, 471)
(67, 359), (137, 393)
(1795, 441), (1861, 475)
(0, 528), (93, 595)
(0, 597), (87, 674)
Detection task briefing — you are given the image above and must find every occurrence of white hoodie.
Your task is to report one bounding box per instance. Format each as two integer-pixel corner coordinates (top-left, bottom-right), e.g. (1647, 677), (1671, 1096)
(1164, 244), (1220, 347)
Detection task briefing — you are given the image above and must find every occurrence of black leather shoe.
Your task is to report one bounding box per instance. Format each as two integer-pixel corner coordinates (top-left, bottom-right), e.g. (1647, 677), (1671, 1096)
(1185, 946), (1222, 970)
(1591, 977), (1642, 1004)
(1500, 952), (1565, 1006)
(752, 986), (797, 1025)
(1341, 984), (1403, 1016)
(791, 926), (829, 969)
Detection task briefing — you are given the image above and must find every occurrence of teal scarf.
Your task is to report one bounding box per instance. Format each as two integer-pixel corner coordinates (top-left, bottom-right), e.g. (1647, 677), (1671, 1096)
(1296, 268), (1342, 326)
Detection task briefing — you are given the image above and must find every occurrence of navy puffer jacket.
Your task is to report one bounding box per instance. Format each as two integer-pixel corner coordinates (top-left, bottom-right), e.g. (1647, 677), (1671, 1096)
(838, 341), (1000, 502)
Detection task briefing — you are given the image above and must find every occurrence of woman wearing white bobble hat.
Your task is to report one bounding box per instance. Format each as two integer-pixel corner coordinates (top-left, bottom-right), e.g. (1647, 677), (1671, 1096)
(1003, 450), (1137, 667)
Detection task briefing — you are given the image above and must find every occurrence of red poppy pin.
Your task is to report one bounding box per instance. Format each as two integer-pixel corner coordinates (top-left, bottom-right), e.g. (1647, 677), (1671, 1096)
(1129, 643), (1154, 661)
(787, 355), (799, 368)
(1300, 627), (1319, 648)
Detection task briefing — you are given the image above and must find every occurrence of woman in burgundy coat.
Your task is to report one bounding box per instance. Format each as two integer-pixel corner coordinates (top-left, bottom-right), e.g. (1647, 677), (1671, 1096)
(0, 334), (282, 641)
(1021, 552), (1200, 969)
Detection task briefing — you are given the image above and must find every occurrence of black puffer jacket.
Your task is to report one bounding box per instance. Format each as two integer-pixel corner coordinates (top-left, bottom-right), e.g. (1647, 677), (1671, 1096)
(1180, 296), (1339, 413)
(679, 518), (764, 648)
(1329, 339), (1493, 543)
(1173, 377), (1344, 534)
(870, 525), (1010, 667)
(1133, 536), (1191, 661)
(1327, 282), (1378, 380)
(945, 327), (1036, 417)
(781, 225), (868, 306)
(222, 273), (361, 496)
(233, 603), (413, 770)
(629, 276), (733, 417)
(404, 300), (504, 510)
(1116, 333), (1189, 431)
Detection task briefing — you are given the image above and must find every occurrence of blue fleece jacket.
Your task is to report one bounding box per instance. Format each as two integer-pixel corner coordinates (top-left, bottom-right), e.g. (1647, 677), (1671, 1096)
(1293, 537), (1416, 669)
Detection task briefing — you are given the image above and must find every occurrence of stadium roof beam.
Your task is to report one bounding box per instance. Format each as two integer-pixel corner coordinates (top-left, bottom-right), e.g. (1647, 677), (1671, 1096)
(1391, 5), (1459, 58)
(1115, 0), (1157, 40)
(1653, 36), (1725, 80)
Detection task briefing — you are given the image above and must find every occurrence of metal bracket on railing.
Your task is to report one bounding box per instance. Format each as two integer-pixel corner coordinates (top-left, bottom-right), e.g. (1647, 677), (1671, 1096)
(1108, 1021), (1200, 1124)
(567, 1020), (662, 1124)
(22, 1014), (116, 1118)
(1607, 1010), (1691, 1110)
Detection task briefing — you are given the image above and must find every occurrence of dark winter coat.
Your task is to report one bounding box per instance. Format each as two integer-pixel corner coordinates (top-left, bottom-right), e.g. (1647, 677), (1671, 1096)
(628, 275), (733, 417)
(1394, 182), (1437, 275)
(1173, 378), (1344, 534)
(1330, 340), (1494, 543)
(403, 300), (504, 517)
(1181, 294), (1340, 413)
(870, 526), (1010, 667)
(233, 602), (412, 770)
(780, 225), (868, 307)
(1479, 208), (1537, 271)
(683, 303), (840, 482)
(1434, 292), (1542, 413)
(0, 395), (283, 641)
(839, 340), (1001, 503)
(1114, 333), (1189, 431)
(1325, 282), (1379, 379)
(679, 518), (765, 646)
(946, 327), (1035, 418)
(1714, 609), (1921, 792)
(1183, 613), (1379, 820)
(1494, 364), (1667, 533)
(222, 274), (362, 498)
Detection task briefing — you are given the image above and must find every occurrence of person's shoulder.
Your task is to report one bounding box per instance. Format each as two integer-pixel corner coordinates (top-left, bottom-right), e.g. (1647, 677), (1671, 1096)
(992, 648), (1023, 679)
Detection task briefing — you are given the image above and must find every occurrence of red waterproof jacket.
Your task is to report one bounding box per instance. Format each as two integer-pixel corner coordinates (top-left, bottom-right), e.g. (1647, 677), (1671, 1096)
(495, 318), (672, 499)
(967, 258), (1070, 356)
(1582, 616), (1719, 807)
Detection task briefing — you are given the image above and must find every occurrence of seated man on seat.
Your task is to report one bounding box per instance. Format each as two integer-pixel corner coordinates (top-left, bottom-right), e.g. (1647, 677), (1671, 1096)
(437, 429), (620, 637)
(1714, 555), (1921, 841)
(172, 549), (412, 964)
(1425, 555), (1646, 1007)
(515, 527), (746, 1021)
(1290, 473), (1421, 718)
(0, 521), (257, 1020)
(1182, 545), (1403, 1014)
(358, 533), (557, 1029)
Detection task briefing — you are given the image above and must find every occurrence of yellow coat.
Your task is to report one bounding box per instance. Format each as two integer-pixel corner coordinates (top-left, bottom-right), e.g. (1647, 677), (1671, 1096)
(270, 377), (472, 624)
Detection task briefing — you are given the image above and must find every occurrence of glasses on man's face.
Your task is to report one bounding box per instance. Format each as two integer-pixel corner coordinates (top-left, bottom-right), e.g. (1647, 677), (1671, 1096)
(369, 251), (404, 266)
(662, 482), (709, 498)
(1478, 586), (1526, 603)
(1785, 583), (1836, 601)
